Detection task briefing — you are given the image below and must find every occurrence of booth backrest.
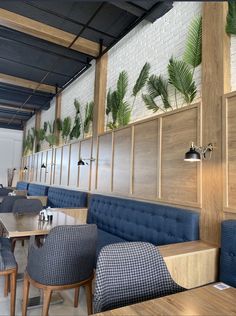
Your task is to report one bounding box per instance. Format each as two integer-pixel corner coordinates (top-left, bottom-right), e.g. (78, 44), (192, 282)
(47, 187), (87, 208)
(87, 194), (199, 245)
(220, 220), (236, 287)
(28, 183), (49, 196)
(16, 181), (29, 191)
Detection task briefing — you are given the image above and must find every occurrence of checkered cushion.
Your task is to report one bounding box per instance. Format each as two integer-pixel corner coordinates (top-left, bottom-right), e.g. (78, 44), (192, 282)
(0, 238), (17, 271)
(12, 199), (43, 214)
(93, 242), (185, 313)
(26, 224), (97, 286)
(28, 184), (49, 196)
(16, 182), (29, 190)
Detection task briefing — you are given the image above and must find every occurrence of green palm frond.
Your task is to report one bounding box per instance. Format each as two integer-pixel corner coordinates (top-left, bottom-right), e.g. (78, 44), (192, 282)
(117, 101), (131, 127)
(111, 91), (120, 124)
(62, 117), (72, 141)
(226, 1), (236, 35)
(45, 134), (57, 147)
(117, 71), (128, 101)
(74, 98), (81, 114)
(132, 62), (151, 97)
(168, 57), (197, 104)
(56, 118), (62, 131)
(142, 94), (160, 113)
(147, 75), (161, 99)
(36, 128), (46, 142)
(183, 15), (202, 68)
(106, 88), (112, 116)
(84, 101), (94, 134)
(43, 122), (48, 132)
(70, 117), (81, 139)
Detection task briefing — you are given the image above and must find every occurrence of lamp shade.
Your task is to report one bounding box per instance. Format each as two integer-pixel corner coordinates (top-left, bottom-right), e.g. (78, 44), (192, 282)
(41, 163), (46, 169)
(78, 159), (85, 166)
(184, 147), (201, 161)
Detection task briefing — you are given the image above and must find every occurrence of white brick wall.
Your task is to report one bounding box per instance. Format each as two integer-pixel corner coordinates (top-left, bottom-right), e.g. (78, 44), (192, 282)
(25, 115), (35, 136)
(231, 37), (236, 91)
(106, 2), (202, 125)
(40, 98), (56, 151)
(61, 61), (95, 139)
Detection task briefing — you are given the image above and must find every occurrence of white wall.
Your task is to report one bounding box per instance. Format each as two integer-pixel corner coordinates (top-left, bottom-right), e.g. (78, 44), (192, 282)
(25, 115), (35, 136)
(106, 2), (202, 124)
(0, 128), (23, 186)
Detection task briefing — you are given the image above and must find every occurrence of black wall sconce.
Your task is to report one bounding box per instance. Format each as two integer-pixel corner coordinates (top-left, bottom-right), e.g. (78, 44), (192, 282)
(78, 158), (95, 166)
(184, 142), (213, 162)
(41, 163), (46, 169)
(23, 166), (28, 171)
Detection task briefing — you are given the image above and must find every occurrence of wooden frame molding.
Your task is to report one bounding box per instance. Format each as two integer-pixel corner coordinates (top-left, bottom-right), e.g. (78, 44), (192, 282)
(0, 72), (56, 94)
(0, 8), (102, 57)
(201, 2), (230, 244)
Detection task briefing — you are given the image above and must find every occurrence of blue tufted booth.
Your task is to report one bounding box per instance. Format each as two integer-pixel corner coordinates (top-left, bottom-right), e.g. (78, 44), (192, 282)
(220, 220), (236, 287)
(28, 183), (49, 196)
(16, 181), (29, 190)
(47, 187), (87, 208)
(87, 194), (200, 257)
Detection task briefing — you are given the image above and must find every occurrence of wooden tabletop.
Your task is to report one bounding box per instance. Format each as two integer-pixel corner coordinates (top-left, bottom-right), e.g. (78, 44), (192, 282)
(0, 210), (87, 238)
(95, 284), (236, 315)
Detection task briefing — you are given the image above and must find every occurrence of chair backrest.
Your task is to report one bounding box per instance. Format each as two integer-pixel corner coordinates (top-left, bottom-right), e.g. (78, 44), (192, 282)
(0, 196), (26, 213)
(12, 199), (43, 214)
(93, 242), (185, 313)
(26, 224), (97, 286)
(220, 220), (236, 287)
(0, 188), (13, 196)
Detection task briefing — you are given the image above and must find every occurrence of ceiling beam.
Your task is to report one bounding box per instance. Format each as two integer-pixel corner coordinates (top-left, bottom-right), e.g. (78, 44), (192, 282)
(0, 8), (102, 57)
(0, 104), (33, 113)
(0, 73), (56, 94)
(0, 99), (49, 111)
(110, 2), (145, 17)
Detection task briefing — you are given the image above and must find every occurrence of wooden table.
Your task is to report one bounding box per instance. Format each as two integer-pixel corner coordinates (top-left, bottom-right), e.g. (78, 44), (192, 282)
(159, 241), (218, 289)
(0, 210), (87, 238)
(95, 284), (236, 315)
(27, 195), (48, 207)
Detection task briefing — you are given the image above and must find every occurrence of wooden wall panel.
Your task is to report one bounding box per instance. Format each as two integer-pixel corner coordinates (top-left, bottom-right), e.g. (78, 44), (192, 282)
(225, 95), (236, 208)
(133, 119), (159, 199)
(69, 142), (80, 187)
(79, 138), (92, 190)
(36, 152), (42, 183)
(61, 145), (70, 186)
(45, 149), (53, 185)
(97, 133), (112, 192)
(161, 108), (199, 204)
(40, 151), (47, 183)
(53, 147), (62, 186)
(113, 128), (131, 194)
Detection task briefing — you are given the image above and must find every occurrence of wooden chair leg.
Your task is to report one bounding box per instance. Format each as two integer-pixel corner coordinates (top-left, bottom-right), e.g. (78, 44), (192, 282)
(85, 281), (93, 315)
(74, 287), (80, 307)
(10, 270), (17, 316)
(22, 274), (30, 316)
(4, 274), (9, 297)
(42, 288), (52, 316)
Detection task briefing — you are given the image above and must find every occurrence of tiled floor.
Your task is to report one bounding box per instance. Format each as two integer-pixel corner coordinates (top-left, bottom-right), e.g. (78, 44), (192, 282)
(0, 241), (89, 316)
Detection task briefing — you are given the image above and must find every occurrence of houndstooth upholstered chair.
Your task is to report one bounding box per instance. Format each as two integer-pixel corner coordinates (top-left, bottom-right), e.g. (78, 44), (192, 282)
(0, 195), (26, 213)
(22, 224), (97, 316)
(12, 198), (43, 214)
(93, 242), (185, 313)
(0, 237), (17, 316)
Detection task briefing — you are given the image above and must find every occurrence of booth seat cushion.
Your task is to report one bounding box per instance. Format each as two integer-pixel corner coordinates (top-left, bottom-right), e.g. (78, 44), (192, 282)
(47, 187), (87, 208)
(16, 181), (29, 191)
(28, 184), (49, 196)
(87, 194), (199, 246)
(220, 220), (236, 287)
